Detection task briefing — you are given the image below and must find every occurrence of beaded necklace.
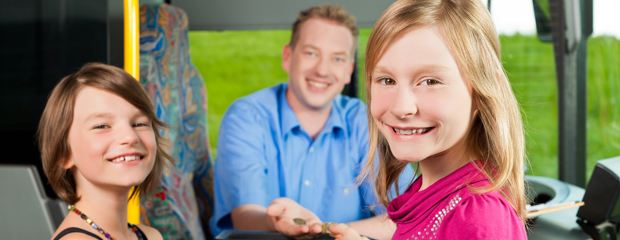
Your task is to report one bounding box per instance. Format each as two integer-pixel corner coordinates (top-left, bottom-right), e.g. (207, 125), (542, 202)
(68, 205), (144, 240)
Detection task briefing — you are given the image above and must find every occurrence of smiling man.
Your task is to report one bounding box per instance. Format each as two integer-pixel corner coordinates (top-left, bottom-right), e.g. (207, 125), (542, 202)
(210, 5), (414, 239)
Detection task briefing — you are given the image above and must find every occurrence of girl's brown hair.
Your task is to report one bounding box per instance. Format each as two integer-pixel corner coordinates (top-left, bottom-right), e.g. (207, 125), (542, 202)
(37, 63), (173, 204)
(360, 0), (528, 221)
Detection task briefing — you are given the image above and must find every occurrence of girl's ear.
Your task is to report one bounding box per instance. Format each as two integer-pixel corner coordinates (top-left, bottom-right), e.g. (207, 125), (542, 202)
(62, 157), (74, 169)
(470, 92), (480, 122)
(470, 88), (480, 113)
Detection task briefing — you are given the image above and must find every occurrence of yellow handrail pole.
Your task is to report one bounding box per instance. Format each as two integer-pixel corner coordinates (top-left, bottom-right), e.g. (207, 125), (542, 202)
(124, 0), (139, 79)
(124, 0), (141, 225)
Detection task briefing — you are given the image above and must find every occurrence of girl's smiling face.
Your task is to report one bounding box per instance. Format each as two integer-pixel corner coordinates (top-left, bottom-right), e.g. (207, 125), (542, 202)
(370, 25), (475, 164)
(65, 87), (157, 190)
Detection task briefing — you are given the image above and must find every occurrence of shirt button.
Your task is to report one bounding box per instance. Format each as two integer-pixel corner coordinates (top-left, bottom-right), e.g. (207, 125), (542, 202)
(309, 147), (314, 152)
(304, 180), (310, 186)
(343, 189), (349, 194)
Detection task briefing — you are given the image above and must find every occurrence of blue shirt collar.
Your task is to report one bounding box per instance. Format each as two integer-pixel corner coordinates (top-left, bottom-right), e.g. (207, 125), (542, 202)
(279, 83), (345, 137)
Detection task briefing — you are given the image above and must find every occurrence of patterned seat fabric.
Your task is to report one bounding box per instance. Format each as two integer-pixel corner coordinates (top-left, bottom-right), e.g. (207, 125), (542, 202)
(139, 4), (214, 240)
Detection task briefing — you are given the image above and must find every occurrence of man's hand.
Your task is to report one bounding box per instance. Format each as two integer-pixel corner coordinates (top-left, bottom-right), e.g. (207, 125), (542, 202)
(266, 197), (323, 237)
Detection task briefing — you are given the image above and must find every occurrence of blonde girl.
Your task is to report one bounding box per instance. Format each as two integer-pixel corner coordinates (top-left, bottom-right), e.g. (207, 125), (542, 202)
(327, 0), (527, 239)
(39, 63), (171, 240)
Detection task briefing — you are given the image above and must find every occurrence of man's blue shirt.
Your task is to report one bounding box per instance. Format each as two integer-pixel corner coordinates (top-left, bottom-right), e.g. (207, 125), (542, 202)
(210, 83), (415, 236)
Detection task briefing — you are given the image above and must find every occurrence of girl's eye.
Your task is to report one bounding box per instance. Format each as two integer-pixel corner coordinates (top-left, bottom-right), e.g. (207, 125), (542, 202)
(421, 79), (440, 86)
(93, 124), (109, 129)
(379, 78), (396, 86)
(334, 57), (344, 62)
(306, 52), (317, 57)
(133, 122), (150, 127)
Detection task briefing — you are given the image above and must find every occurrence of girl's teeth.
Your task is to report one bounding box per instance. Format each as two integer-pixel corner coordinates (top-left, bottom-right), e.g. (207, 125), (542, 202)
(393, 127), (429, 135)
(111, 155), (141, 162)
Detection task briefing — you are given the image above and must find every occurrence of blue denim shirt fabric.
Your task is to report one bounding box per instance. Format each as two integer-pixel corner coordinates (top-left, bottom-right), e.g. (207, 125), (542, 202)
(210, 83), (415, 236)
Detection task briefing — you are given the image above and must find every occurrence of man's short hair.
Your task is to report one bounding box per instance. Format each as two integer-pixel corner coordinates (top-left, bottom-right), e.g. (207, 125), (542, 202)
(290, 4), (358, 50)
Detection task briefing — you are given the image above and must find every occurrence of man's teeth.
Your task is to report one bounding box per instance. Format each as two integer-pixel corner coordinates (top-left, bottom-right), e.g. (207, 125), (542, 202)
(392, 127), (430, 135)
(110, 155), (142, 163)
(308, 80), (328, 88)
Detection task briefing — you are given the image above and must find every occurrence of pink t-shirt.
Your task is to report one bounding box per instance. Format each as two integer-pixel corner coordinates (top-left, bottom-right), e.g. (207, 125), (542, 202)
(387, 161), (526, 240)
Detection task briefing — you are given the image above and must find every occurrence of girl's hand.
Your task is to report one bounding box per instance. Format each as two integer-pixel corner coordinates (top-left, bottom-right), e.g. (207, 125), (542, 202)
(328, 223), (367, 240)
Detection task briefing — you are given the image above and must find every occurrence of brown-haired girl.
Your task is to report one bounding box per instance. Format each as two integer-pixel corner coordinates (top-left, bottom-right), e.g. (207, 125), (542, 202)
(38, 63), (171, 240)
(327, 0), (527, 239)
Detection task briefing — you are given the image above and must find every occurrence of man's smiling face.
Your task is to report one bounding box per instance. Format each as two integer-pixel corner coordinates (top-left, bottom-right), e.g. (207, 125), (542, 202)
(282, 18), (355, 111)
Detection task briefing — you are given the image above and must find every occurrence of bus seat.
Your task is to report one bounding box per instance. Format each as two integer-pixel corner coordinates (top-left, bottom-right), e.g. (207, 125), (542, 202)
(139, 3), (215, 240)
(0, 164), (67, 240)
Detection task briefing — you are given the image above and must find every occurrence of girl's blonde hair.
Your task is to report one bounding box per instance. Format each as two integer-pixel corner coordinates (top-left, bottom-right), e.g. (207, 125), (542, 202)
(360, 0), (527, 221)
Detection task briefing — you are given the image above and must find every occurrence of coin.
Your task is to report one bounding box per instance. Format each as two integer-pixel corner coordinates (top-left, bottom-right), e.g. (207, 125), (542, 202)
(322, 222), (336, 234)
(293, 218), (306, 225)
